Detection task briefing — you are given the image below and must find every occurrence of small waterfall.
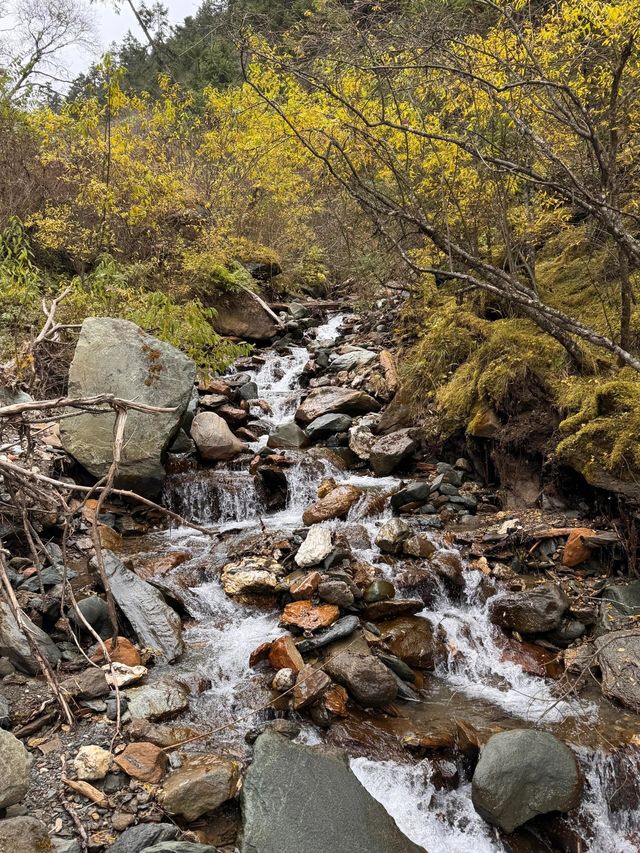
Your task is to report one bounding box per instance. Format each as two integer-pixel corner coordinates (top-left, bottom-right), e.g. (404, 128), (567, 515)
(164, 468), (263, 526)
(351, 757), (504, 853)
(573, 748), (640, 852)
(315, 312), (345, 345)
(422, 565), (588, 723)
(248, 346), (310, 427)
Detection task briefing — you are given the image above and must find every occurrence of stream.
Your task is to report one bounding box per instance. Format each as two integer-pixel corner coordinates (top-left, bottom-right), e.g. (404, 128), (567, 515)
(134, 315), (640, 852)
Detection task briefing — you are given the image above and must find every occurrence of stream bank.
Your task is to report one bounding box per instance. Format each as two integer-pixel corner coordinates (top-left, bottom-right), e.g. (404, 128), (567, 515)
(1, 302), (640, 852)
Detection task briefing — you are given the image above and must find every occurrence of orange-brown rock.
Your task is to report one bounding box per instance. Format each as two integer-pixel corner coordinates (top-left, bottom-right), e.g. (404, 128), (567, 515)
(249, 641), (272, 667)
(323, 684), (349, 717)
(90, 637), (142, 668)
(292, 665), (331, 710)
(290, 572), (322, 600)
(268, 636), (304, 672)
(562, 528), (596, 567)
(317, 478), (337, 499)
(500, 639), (563, 679)
(98, 524), (123, 551)
(115, 741), (167, 783)
(133, 550), (191, 580)
(302, 485), (361, 526)
(280, 600), (340, 632)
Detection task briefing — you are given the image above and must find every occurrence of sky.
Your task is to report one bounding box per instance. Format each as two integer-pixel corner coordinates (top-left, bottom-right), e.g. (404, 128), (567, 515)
(74, 0), (202, 75)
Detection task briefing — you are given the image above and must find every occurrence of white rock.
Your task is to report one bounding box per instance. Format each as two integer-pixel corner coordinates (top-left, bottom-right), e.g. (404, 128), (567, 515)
(74, 745), (112, 781)
(295, 526), (333, 568)
(103, 662), (148, 688)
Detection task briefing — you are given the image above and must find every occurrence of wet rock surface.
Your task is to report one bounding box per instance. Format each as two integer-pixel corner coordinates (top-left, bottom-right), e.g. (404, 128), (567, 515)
(239, 732), (423, 853)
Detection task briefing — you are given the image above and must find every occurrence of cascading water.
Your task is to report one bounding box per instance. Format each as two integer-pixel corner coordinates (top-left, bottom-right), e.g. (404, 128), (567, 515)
(149, 312), (639, 850)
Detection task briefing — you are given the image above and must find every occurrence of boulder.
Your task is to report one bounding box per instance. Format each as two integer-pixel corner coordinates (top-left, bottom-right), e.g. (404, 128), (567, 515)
(305, 413), (353, 441)
(375, 518), (411, 554)
(375, 617), (437, 669)
(60, 317), (195, 495)
(295, 526), (333, 568)
(0, 600), (60, 674)
(302, 485), (361, 525)
(472, 730), (582, 832)
(210, 287), (282, 340)
(0, 729), (32, 808)
(106, 823), (180, 853)
(488, 583), (570, 634)
(325, 652), (397, 707)
(125, 678), (189, 721)
(0, 817), (50, 853)
(101, 550), (183, 662)
(369, 429), (416, 475)
(73, 745), (112, 781)
(221, 556), (283, 595)
(191, 412), (245, 461)
(160, 754), (241, 821)
(239, 731), (422, 853)
(267, 422), (309, 450)
(595, 628), (640, 712)
(296, 387), (380, 426)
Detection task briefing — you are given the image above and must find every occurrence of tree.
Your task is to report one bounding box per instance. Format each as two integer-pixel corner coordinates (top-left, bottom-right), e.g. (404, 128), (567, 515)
(243, 0), (640, 371)
(0, 0), (94, 102)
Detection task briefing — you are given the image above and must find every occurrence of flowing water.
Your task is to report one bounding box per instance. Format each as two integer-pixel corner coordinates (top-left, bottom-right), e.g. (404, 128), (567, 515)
(152, 313), (640, 851)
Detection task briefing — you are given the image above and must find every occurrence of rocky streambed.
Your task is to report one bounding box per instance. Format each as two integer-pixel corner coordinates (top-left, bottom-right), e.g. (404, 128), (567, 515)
(1, 305), (640, 852)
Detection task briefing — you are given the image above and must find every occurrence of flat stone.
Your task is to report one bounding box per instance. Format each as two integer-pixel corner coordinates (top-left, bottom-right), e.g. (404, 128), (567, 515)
(221, 556), (283, 595)
(101, 550), (183, 662)
(281, 600), (340, 632)
(305, 413), (353, 440)
(362, 599), (423, 621)
(239, 732), (422, 853)
(106, 822), (180, 853)
(115, 741), (168, 783)
(330, 349), (377, 371)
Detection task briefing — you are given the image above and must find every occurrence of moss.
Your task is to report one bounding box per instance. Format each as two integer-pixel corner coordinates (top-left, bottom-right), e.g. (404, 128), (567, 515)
(556, 371), (640, 485)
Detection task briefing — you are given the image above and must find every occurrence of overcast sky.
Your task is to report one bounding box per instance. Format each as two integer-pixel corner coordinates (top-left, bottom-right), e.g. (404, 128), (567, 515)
(77, 0), (201, 75)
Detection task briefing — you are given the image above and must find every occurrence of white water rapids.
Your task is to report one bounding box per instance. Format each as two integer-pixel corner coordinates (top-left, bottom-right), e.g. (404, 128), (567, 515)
(154, 313), (639, 852)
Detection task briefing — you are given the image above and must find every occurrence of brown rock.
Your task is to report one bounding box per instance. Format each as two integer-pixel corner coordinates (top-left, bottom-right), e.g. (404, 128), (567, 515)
(402, 534), (437, 558)
(325, 652), (397, 707)
(317, 478), (337, 499)
(376, 617), (437, 669)
(249, 641), (272, 667)
(111, 812), (136, 832)
(363, 599), (423, 621)
(160, 754), (241, 821)
(217, 404), (248, 425)
(281, 601), (340, 632)
(133, 550), (190, 580)
(290, 572), (322, 600)
(268, 636), (304, 672)
(323, 684), (349, 717)
(292, 666), (331, 710)
(302, 485), (361, 525)
(99, 524), (123, 551)
(91, 637), (141, 668)
(115, 741), (167, 783)
(562, 528), (596, 567)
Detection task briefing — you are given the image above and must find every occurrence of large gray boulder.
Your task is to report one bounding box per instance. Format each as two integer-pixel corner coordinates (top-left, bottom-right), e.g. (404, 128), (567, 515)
(295, 387), (380, 426)
(0, 601), (60, 674)
(124, 678), (189, 721)
(239, 732), (423, 853)
(190, 412), (245, 461)
(488, 583), (570, 634)
(0, 728), (32, 808)
(60, 317), (195, 495)
(0, 817), (50, 853)
(472, 729), (582, 832)
(100, 551), (183, 662)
